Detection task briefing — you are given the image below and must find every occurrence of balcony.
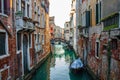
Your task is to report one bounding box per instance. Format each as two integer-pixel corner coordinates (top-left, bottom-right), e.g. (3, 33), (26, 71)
(102, 12), (119, 31)
(16, 18), (35, 32)
(78, 26), (89, 38)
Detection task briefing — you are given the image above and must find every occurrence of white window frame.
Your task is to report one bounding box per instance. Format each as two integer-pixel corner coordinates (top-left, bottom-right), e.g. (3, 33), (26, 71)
(0, 66), (10, 80)
(16, 32), (22, 54)
(95, 39), (100, 59)
(0, 0), (8, 17)
(0, 29), (9, 59)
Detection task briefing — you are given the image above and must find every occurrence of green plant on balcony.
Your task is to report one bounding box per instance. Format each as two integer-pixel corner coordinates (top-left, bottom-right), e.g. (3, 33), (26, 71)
(103, 24), (118, 31)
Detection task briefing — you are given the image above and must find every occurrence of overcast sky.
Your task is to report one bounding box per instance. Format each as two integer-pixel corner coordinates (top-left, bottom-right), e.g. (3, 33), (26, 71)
(49, 0), (71, 28)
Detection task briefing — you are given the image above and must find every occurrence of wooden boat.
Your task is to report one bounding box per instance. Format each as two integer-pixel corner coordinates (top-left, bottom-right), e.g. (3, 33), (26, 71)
(69, 58), (84, 73)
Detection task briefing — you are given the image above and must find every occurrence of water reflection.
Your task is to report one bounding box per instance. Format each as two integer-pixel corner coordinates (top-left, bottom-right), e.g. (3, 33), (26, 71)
(32, 44), (93, 80)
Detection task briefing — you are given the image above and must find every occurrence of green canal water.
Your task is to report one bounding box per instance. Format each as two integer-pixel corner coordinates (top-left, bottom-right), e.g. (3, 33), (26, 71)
(31, 44), (93, 80)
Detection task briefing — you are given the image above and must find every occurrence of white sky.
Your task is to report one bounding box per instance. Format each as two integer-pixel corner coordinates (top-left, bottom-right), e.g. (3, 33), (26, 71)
(49, 0), (71, 28)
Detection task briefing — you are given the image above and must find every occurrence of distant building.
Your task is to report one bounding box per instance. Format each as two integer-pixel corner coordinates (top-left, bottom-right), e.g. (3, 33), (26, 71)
(70, 0), (77, 52)
(54, 26), (62, 38)
(49, 16), (55, 39)
(61, 28), (64, 39)
(64, 21), (70, 41)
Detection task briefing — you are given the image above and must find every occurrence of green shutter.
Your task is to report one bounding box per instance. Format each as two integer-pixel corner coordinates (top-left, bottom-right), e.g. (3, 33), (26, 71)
(86, 11), (90, 27)
(100, 2), (101, 22)
(96, 3), (98, 24)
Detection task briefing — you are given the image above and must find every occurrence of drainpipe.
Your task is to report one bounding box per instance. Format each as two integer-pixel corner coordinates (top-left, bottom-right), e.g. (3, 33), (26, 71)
(107, 30), (112, 80)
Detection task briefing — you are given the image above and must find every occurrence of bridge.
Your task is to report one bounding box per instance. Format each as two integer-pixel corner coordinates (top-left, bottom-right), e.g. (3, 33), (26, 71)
(50, 38), (73, 50)
(51, 38), (69, 43)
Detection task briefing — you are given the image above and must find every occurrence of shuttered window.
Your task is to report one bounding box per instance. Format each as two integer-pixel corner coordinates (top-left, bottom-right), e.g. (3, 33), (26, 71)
(17, 33), (21, 50)
(86, 11), (90, 27)
(96, 3), (98, 24)
(27, 4), (29, 17)
(96, 2), (101, 24)
(0, 32), (6, 56)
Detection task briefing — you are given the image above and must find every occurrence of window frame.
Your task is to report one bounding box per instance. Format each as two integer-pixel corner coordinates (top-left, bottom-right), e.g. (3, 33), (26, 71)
(0, 29), (9, 59)
(95, 39), (100, 58)
(17, 32), (21, 51)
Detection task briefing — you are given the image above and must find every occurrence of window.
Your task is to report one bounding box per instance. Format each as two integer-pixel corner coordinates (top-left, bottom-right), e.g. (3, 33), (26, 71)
(22, 2), (25, 17)
(0, 0), (10, 15)
(0, 32), (6, 56)
(29, 33), (32, 47)
(38, 34), (40, 43)
(27, 4), (29, 17)
(17, 33), (21, 51)
(86, 11), (90, 27)
(42, 35), (44, 44)
(96, 1), (101, 24)
(96, 42), (99, 57)
(38, 16), (40, 26)
(41, 14), (45, 28)
(16, 0), (19, 12)
(35, 34), (37, 43)
(67, 24), (68, 27)
(90, 9), (92, 26)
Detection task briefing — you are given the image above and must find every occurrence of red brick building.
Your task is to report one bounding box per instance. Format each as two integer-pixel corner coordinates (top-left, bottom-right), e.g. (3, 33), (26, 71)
(0, 0), (18, 80)
(0, 0), (50, 80)
(77, 0), (120, 79)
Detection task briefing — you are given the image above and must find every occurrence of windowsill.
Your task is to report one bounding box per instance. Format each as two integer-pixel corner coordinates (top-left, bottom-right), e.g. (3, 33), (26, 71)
(17, 50), (22, 54)
(0, 13), (8, 17)
(0, 54), (10, 59)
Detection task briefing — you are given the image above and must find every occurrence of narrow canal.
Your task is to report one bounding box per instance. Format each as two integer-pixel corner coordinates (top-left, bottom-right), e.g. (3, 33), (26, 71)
(31, 43), (93, 80)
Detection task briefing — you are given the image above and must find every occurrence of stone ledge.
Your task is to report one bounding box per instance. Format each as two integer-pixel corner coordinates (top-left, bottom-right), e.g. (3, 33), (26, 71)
(23, 52), (50, 80)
